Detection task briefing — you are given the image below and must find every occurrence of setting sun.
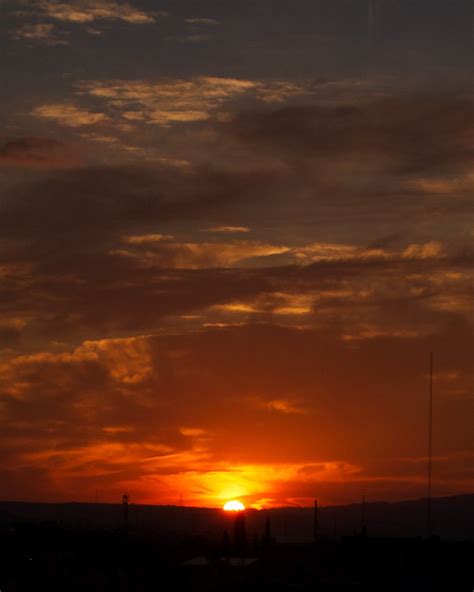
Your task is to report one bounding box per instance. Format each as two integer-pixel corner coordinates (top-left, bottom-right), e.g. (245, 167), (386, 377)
(223, 500), (245, 512)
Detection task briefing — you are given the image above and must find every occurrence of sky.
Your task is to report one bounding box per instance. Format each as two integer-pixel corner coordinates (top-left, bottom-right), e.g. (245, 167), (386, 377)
(0, 0), (473, 509)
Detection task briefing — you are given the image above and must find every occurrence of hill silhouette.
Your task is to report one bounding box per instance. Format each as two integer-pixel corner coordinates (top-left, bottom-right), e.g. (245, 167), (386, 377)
(1, 493), (472, 540)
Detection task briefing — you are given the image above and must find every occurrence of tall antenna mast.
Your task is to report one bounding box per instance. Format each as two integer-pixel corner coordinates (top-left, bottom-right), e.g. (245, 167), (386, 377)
(427, 352), (434, 537)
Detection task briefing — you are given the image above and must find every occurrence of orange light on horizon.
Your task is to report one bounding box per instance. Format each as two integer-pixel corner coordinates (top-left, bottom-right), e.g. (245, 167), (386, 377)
(223, 500), (245, 511)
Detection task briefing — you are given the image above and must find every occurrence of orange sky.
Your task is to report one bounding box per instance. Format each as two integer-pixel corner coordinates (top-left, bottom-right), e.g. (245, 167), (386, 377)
(1, 325), (472, 506)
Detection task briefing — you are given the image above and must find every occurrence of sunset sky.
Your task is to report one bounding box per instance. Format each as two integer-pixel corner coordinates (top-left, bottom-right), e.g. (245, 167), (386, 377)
(1, 0), (473, 508)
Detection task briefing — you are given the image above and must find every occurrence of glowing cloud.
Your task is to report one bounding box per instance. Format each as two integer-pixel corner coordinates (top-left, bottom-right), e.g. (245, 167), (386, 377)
(111, 240), (290, 269)
(32, 104), (108, 127)
(204, 226), (251, 234)
(36, 0), (159, 24)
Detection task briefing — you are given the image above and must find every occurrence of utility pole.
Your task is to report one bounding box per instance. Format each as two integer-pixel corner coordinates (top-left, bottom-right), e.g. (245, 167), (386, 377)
(314, 499), (318, 544)
(122, 492), (130, 535)
(427, 352), (434, 537)
(362, 495), (367, 536)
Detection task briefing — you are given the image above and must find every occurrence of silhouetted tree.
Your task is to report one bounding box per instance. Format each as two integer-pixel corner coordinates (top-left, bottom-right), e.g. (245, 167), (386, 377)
(233, 512), (247, 555)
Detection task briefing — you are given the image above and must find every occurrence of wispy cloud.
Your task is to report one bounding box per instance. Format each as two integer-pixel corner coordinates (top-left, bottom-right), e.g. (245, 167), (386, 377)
(75, 76), (315, 127)
(203, 226), (250, 234)
(111, 239), (290, 269)
(401, 241), (444, 260)
(32, 103), (108, 127)
(259, 398), (307, 415)
(212, 292), (314, 316)
(184, 18), (220, 26)
(35, 0), (160, 24)
(123, 234), (174, 244)
(12, 22), (69, 45)
(294, 241), (444, 264)
(79, 76), (257, 125)
(180, 427), (209, 438)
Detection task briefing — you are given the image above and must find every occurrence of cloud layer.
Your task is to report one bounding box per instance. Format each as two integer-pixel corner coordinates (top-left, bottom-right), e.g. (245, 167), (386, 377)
(1, 3), (473, 506)
(35, 0), (158, 24)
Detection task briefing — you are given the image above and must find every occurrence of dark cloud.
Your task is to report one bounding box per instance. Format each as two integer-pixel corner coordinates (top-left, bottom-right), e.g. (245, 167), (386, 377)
(0, 163), (285, 245)
(0, 324), (21, 347)
(0, 95), (471, 353)
(0, 137), (75, 167)
(227, 94), (474, 175)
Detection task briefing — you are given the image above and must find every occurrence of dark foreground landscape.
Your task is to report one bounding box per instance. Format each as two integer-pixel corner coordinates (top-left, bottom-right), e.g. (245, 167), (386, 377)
(1, 494), (472, 591)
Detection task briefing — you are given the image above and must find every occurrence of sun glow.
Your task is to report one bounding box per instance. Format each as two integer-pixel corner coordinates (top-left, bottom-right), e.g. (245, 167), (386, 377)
(223, 500), (245, 511)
